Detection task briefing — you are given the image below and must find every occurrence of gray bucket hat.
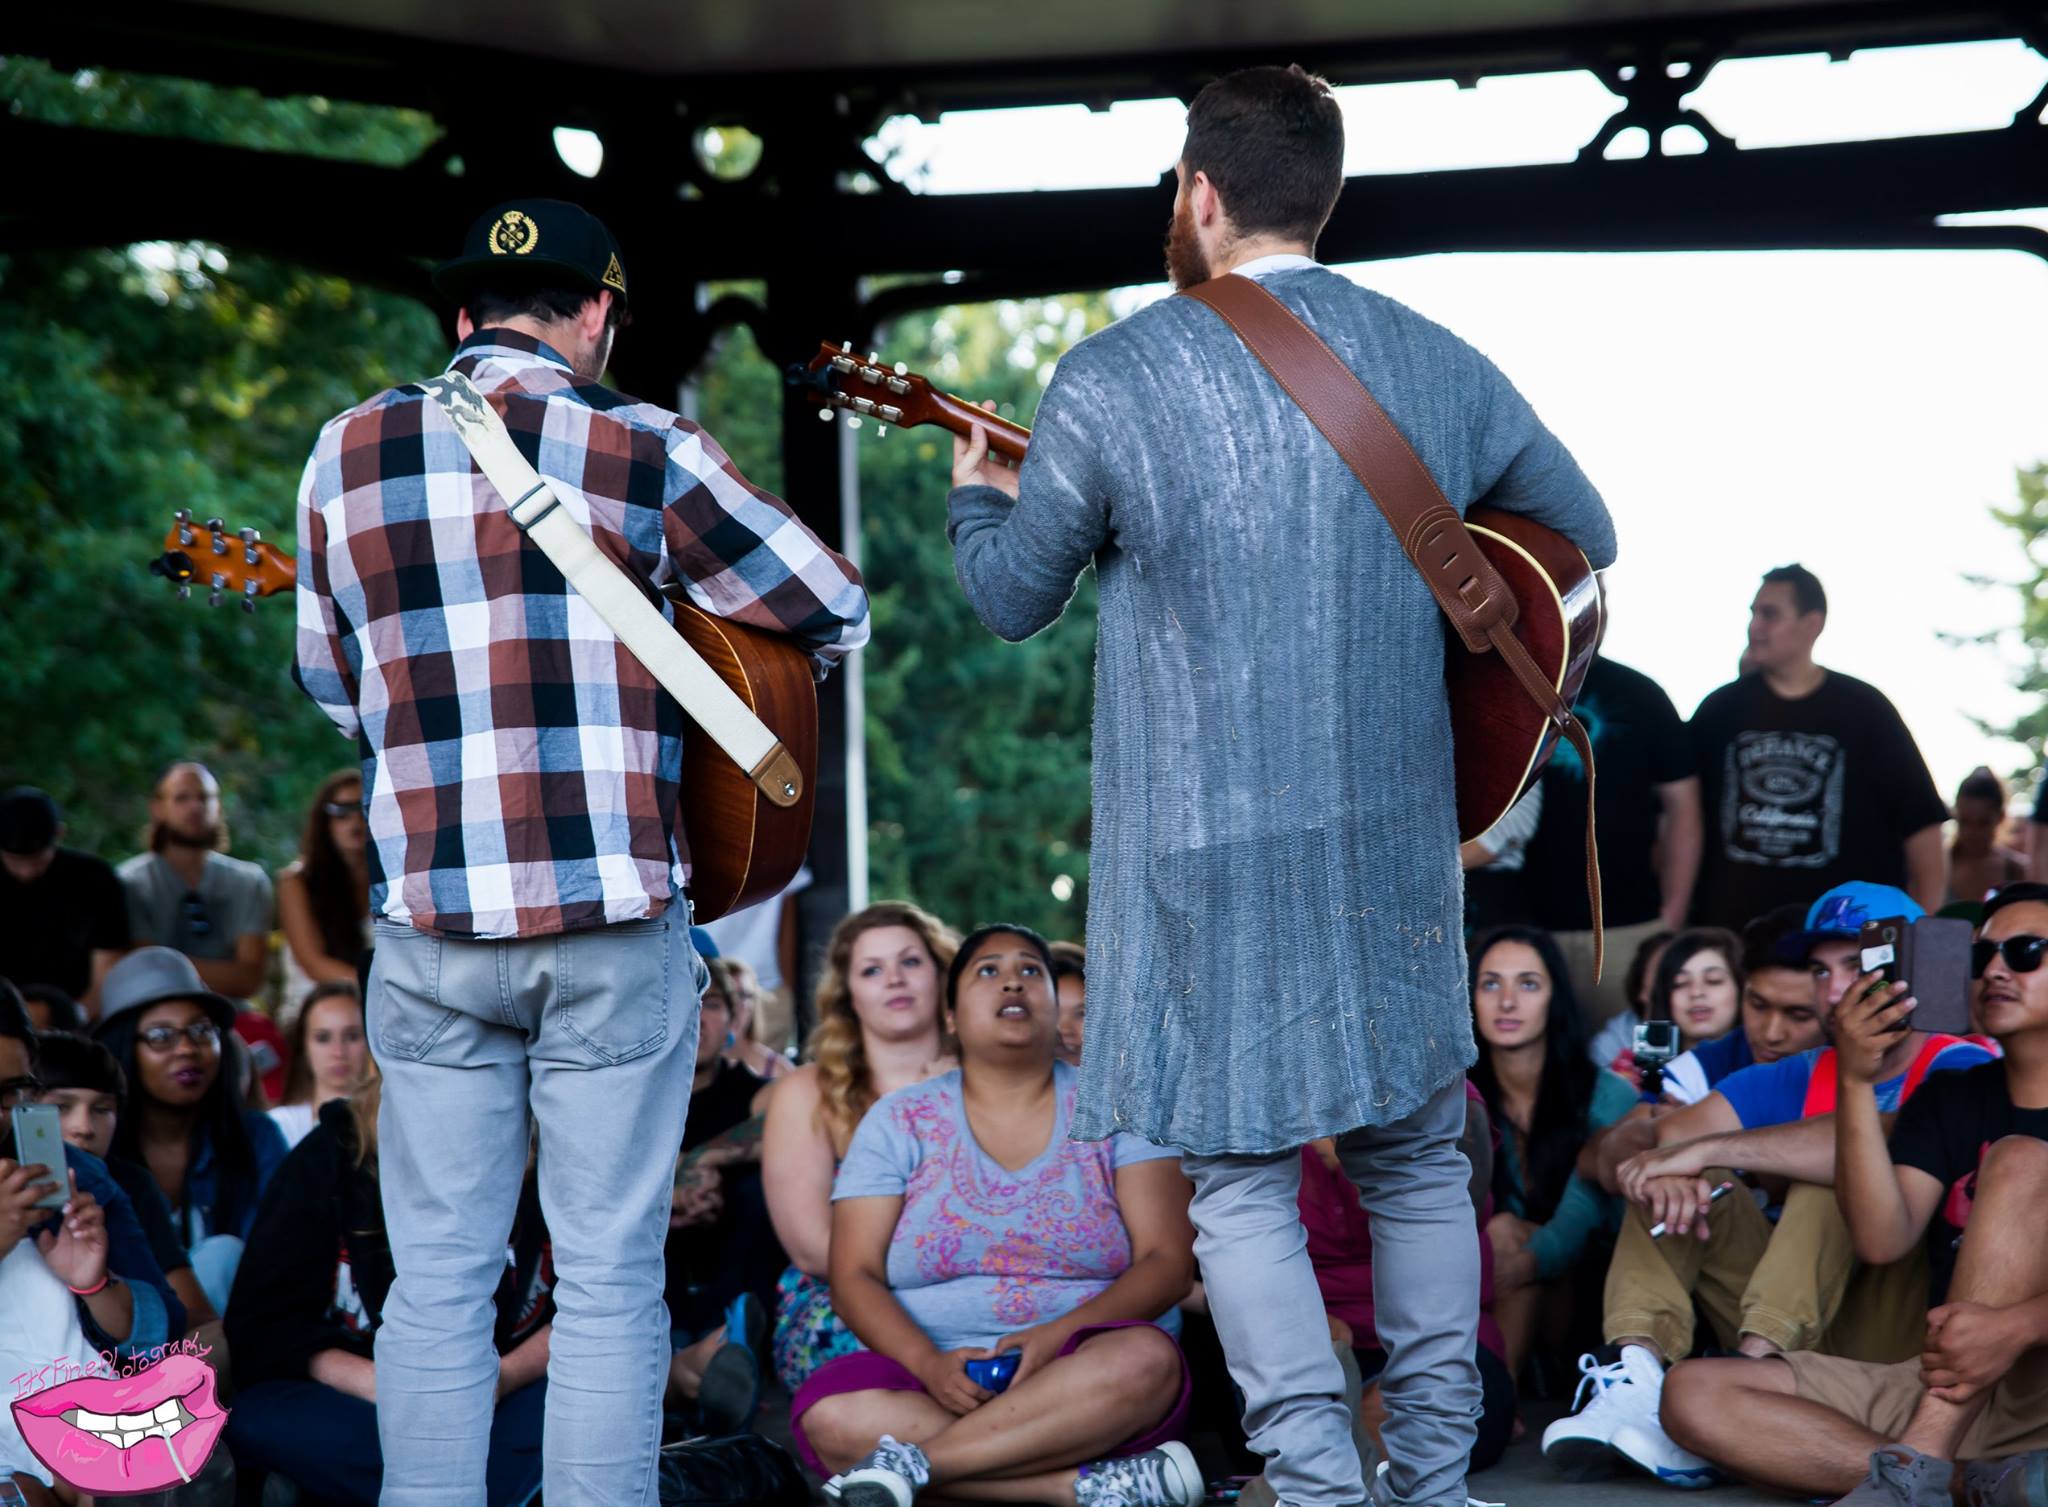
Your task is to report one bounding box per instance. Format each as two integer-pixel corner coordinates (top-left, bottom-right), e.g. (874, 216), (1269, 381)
(93, 947), (237, 1035)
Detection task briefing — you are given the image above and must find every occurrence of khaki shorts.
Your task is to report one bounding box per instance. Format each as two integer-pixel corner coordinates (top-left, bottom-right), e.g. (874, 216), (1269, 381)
(1781, 1347), (2048, 1457)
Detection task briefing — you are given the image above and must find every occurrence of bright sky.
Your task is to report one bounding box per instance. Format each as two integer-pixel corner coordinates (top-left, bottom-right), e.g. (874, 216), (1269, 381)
(863, 40), (2048, 799)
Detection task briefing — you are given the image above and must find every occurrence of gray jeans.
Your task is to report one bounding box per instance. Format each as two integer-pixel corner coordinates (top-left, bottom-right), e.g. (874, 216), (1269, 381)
(367, 906), (705, 1507)
(1183, 1078), (1482, 1507)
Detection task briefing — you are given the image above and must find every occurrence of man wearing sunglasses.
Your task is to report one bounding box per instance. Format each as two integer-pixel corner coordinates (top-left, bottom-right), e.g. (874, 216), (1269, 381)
(1659, 881), (2048, 1506)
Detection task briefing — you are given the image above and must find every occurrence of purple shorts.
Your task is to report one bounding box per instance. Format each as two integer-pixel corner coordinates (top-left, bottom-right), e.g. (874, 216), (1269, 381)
(788, 1319), (1193, 1479)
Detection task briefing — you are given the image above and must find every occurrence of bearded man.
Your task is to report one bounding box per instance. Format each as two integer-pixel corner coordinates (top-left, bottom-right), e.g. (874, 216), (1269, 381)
(940, 64), (1617, 1507)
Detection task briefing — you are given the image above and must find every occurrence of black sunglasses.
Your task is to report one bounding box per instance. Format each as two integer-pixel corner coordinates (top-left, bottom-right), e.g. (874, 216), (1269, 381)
(323, 801), (362, 818)
(1971, 934), (2048, 978)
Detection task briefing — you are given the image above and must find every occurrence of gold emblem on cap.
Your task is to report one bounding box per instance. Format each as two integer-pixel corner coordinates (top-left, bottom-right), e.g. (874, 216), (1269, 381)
(488, 211), (539, 256)
(602, 252), (627, 294)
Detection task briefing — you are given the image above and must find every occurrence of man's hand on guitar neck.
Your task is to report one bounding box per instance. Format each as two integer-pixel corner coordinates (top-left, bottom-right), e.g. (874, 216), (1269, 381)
(951, 400), (1020, 499)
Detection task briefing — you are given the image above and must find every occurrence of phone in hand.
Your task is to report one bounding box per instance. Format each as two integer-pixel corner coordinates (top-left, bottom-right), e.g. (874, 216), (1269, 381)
(1859, 916), (1974, 1037)
(964, 1352), (1021, 1393)
(10, 1102), (70, 1210)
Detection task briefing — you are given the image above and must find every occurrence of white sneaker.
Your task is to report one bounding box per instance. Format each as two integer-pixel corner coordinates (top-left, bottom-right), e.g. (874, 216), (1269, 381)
(1610, 1420), (1720, 1490)
(1540, 1346), (1667, 1479)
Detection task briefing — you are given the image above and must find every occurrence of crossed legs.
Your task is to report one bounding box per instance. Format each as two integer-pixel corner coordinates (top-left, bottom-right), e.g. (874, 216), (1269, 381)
(1660, 1136), (2048, 1496)
(799, 1326), (1184, 1504)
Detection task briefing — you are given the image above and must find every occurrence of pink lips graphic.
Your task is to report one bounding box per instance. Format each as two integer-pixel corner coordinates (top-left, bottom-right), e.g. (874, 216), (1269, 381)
(11, 1353), (229, 1496)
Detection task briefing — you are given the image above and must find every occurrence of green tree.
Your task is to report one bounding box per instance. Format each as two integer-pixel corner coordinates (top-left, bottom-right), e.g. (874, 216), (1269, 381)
(692, 297), (1114, 939)
(3, 55), (1114, 942)
(0, 60), (444, 865)
(1980, 461), (2048, 776)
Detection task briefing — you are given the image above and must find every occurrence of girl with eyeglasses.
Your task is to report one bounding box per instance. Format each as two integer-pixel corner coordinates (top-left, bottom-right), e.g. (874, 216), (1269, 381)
(93, 948), (289, 1318)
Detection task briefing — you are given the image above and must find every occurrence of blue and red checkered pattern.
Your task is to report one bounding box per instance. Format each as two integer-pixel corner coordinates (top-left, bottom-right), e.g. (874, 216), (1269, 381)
(293, 329), (869, 939)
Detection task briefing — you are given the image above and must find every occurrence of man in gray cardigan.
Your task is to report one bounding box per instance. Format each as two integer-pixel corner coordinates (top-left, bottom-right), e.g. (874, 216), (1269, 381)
(943, 67), (1617, 1507)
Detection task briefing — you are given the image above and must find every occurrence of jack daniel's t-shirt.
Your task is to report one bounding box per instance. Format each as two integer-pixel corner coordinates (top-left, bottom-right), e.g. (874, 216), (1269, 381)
(1689, 670), (1947, 930)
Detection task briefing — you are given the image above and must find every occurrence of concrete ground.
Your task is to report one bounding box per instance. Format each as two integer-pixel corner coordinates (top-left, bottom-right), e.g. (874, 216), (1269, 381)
(1461, 1406), (1785, 1507)
(758, 1386), (1793, 1505)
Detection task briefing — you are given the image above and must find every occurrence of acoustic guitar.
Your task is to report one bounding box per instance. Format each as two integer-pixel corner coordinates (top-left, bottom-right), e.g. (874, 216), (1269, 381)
(148, 512), (813, 923)
(794, 341), (1600, 841)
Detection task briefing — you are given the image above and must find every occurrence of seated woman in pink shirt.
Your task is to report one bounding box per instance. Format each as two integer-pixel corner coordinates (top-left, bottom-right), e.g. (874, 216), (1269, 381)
(798, 924), (1201, 1507)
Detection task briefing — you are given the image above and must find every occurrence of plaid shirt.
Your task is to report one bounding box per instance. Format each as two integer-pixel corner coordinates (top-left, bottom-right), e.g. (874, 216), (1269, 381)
(293, 329), (869, 939)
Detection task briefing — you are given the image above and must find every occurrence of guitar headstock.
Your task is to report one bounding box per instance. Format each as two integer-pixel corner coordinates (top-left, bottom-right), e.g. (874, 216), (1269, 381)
(152, 512), (297, 611)
(789, 341), (1030, 462)
(793, 342), (944, 435)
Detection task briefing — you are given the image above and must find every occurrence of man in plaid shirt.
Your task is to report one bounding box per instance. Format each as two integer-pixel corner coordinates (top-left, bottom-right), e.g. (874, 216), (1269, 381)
(293, 198), (867, 1506)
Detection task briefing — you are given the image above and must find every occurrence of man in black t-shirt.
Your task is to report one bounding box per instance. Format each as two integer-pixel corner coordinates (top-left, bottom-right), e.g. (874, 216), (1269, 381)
(1688, 566), (1948, 932)
(1524, 647), (1701, 1022)
(0, 787), (130, 1016)
(1658, 883), (2048, 1506)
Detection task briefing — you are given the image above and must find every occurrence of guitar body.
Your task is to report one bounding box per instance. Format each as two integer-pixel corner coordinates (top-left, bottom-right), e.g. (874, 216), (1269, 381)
(668, 599), (819, 923)
(1450, 507), (1603, 841)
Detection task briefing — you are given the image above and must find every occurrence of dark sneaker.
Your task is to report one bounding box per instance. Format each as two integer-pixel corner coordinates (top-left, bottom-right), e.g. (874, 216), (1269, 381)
(1964, 1451), (2048, 1507)
(697, 1292), (767, 1434)
(1832, 1448), (1955, 1506)
(1073, 1442), (1203, 1507)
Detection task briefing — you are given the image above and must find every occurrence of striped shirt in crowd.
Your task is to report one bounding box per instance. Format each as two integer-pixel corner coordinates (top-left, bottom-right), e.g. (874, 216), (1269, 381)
(293, 329), (869, 939)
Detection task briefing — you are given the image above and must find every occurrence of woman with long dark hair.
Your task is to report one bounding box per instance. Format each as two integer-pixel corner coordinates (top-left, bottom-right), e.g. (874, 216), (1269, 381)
(93, 948), (289, 1317)
(1466, 925), (1635, 1377)
(277, 769), (372, 1010)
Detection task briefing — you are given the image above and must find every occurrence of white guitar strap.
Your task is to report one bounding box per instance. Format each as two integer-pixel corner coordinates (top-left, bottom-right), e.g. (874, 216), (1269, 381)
(419, 370), (800, 806)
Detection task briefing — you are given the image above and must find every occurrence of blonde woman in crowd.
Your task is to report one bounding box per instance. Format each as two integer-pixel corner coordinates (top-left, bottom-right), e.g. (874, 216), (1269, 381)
(763, 902), (957, 1391)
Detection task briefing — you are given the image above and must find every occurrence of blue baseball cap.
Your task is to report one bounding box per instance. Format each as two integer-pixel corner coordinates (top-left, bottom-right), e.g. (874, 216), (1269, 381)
(1779, 881), (1925, 961)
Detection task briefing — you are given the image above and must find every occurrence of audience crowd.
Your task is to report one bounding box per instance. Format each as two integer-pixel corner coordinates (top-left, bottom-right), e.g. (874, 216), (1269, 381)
(4, 560), (2046, 1507)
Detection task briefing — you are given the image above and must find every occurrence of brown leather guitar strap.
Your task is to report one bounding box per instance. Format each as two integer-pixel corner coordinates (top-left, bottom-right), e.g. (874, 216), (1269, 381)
(1183, 272), (1604, 979)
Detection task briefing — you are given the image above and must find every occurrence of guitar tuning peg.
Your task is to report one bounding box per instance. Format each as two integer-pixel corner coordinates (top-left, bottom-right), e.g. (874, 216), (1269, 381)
(872, 423), (886, 439)
(240, 527), (258, 543)
(867, 351), (881, 366)
(205, 517), (225, 532)
(816, 406), (836, 422)
(844, 415), (862, 431)
(177, 584), (191, 602)
(208, 587), (224, 608)
(241, 597), (256, 614)
(894, 363), (908, 377)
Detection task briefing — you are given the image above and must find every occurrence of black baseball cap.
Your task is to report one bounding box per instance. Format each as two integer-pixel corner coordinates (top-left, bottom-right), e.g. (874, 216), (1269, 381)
(433, 198), (629, 310)
(0, 787), (60, 855)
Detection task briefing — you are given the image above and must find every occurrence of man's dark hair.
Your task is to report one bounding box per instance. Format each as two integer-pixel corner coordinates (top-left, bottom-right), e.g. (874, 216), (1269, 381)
(1761, 563), (1827, 618)
(0, 977), (38, 1073)
(33, 1031), (126, 1100)
(1740, 903), (1811, 976)
(464, 278), (623, 333)
(1983, 880), (2048, 923)
(1182, 64), (1345, 246)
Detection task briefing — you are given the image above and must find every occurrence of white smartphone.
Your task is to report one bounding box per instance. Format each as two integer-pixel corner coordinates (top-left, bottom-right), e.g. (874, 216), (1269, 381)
(11, 1102), (70, 1210)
